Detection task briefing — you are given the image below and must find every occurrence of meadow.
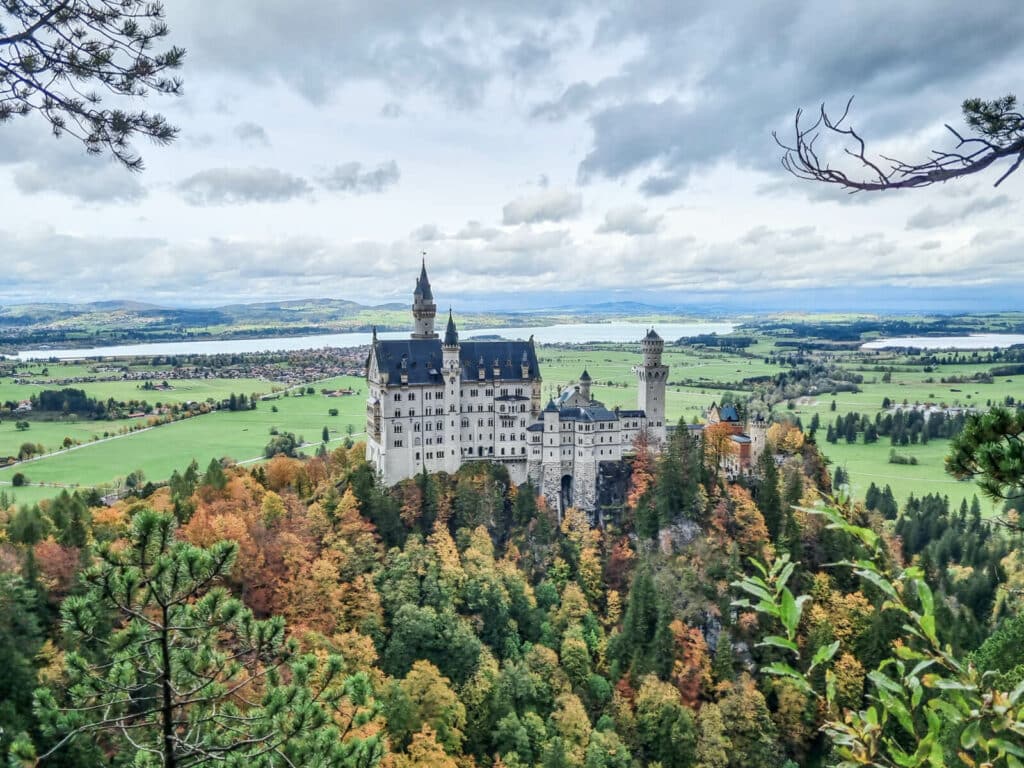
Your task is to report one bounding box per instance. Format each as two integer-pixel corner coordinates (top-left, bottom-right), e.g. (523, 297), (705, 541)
(0, 373), (366, 506)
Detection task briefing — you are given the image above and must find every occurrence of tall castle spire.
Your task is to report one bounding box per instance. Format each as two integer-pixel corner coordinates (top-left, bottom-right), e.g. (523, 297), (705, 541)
(411, 256), (438, 339)
(444, 308), (459, 347)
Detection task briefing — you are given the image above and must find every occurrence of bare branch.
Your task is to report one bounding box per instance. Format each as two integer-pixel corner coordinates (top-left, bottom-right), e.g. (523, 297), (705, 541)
(775, 94), (1024, 192)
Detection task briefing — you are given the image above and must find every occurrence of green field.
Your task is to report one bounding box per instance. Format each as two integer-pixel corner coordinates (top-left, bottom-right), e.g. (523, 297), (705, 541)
(0, 376), (367, 506)
(1, 377), (277, 459)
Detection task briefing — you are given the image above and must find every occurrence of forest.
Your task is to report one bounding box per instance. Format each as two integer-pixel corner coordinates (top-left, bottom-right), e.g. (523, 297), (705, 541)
(2, 411), (1023, 767)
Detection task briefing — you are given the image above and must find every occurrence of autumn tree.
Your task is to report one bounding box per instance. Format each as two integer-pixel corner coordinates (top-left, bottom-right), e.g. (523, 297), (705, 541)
(31, 509), (379, 767)
(0, 0), (185, 169)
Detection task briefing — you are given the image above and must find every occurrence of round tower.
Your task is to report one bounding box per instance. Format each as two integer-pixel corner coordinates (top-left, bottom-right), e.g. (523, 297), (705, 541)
(411, 258), (438, 339)
(634, 328), (668, 444)
(641, 327), (664, 366)
(579, 369), (592, 402)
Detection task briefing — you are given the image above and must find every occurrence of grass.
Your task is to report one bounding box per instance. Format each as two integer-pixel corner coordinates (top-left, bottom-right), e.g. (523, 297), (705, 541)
(0, 376), (367, 500)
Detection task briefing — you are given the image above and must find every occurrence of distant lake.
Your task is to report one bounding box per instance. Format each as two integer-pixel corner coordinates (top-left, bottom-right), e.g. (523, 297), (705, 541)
(862, 334), (1024, 350)
(12, 321), (736, 360)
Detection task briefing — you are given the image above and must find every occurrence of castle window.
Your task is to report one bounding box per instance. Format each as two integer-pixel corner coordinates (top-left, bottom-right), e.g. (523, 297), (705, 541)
(485, 389), (493, 396)
(413, 423), (421, 432)
(416, 452), (420, 460)
(470, 388), (478, 397)
(501, 388), (509, 397)
(462, 418), (469, 428)
(395, 409), (401, 417)
(409, 393), (416, 400)
(487, 419), (493, 426)
(425, 423), (431, 431)
(436, 421), (443, 430)
(394, 393), (402, 401)
(501, 448), (505, 455)
(394, 439), (403, 447)
(516, 387), (523, 396)
(394, 425), (403, 434)
(409, 409), (416, 416)
(521, 447), (526, 454)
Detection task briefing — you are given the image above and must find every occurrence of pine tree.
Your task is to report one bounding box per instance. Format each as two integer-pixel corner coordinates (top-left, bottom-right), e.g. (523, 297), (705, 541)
(756, 450), (782, 541)
(323, 425), (330, 443)
(202, 457), (227, 491)
(32, 510), (382, 767)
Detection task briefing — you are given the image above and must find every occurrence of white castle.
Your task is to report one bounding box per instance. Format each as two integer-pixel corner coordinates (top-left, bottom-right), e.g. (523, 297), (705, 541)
(365, 262), (668, 513)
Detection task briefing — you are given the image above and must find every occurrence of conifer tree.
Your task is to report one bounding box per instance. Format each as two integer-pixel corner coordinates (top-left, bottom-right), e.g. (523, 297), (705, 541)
(31, 510), (382, 767)
(756, 450), (782, 541)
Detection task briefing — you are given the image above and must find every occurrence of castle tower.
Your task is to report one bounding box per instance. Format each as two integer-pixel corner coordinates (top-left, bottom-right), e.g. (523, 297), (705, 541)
(442, 310), (461, 473)
(634, 328), (668, 444)
(540, 399), (564, 521)
(411, 258), (438, 339)
(579, 369), (592, 403)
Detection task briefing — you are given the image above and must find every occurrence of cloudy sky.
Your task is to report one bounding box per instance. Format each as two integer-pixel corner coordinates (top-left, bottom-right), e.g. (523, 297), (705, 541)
(2, 0), (1022, 311)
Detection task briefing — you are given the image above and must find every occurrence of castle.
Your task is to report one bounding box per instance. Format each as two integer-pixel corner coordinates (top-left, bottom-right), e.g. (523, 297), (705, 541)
(365, 262), (669, 513)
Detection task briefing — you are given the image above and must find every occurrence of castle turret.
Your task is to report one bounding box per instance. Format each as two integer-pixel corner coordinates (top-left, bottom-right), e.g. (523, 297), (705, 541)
(442, 310), (461, 473)
(634, 328), (668, 444)
(578, 369), (592, 403)
(411, 258), (438, 339)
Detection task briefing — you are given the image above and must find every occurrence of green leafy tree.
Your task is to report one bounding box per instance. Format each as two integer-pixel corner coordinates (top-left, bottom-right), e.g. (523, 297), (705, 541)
(0, 0), (185, 169)
(31, 510), (383, 767)
(735, 506), (1024, 768)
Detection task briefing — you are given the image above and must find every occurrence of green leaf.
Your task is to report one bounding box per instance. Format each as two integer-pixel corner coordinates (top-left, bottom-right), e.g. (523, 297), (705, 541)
(855, 568), (900, 602)
(779, 588), (799, 637)
(761, 662), (810, 689)
(757, 635), (799, 655)
(960, 719), (981, 749)
(809, 640), (840, 671)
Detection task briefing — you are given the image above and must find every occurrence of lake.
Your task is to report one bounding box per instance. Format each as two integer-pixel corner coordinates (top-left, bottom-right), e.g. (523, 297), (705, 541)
(861, 334), (1024, 350)
(11, 321), (736, 360)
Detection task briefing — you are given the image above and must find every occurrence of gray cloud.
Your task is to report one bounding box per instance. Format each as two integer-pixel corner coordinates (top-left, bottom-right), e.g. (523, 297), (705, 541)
(502, 187), (581, 225)
(454, 220), (501, 241)
(174, 1), (579, 108)
(559, 0), (1024, 194)
(177, 167), (312, 205)
(411, 223), (444, 241)
(906, 195), (1014, 230)
(318, 161), (401, 194)
(0, 120), (146, 203)
(233, 122), (270, 145)
(597, 205), (662, 235)
(13, 161), (147, 204)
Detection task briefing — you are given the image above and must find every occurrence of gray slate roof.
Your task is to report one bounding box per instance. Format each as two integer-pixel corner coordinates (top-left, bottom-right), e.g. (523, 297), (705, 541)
(370, 338), (539, 385)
